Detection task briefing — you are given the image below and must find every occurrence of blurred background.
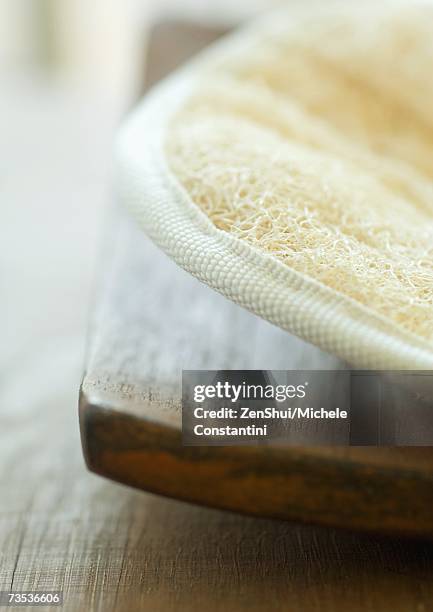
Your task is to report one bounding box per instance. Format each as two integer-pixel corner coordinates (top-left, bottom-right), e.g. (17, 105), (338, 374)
(0, 0), (280, 427)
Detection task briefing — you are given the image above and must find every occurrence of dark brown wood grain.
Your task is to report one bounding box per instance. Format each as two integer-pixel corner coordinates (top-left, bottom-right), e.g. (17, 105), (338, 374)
(79, 206), (433, 539)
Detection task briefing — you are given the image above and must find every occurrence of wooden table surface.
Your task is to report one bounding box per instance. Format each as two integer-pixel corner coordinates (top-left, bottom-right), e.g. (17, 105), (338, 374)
(2, 20), (433, 612)
(3, 379), (433, 612)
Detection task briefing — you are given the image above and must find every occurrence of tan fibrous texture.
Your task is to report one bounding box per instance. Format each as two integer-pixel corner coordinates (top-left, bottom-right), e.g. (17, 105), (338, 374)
(167, 2), (433, 342)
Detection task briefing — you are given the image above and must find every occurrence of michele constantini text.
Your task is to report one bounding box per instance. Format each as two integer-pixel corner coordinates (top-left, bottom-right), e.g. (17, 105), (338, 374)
(193, 407), (348, 437)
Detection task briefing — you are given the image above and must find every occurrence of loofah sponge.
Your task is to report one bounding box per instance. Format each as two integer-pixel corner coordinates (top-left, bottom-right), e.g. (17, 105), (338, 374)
(116, 1), (433, 369)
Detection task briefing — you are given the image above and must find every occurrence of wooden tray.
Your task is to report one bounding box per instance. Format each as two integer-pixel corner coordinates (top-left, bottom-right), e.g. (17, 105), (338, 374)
(79, 21), (433, 540)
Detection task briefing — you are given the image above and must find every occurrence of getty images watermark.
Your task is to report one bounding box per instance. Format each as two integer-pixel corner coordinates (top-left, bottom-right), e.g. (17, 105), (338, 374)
(182, 370), (433, 446)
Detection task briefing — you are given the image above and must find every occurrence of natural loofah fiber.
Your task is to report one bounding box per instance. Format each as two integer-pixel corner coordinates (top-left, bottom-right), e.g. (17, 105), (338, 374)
(117, 0), (433, 369)
(167, 2), (433, 344)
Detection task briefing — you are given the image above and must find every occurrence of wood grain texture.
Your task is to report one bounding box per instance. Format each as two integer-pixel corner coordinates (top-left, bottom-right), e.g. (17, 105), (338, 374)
(80, 205), (433, 540)
(3, 395), (433, 612)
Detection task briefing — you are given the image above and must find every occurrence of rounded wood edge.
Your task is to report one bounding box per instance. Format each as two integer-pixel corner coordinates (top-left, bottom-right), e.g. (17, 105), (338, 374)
(79, 386), (433, 540)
